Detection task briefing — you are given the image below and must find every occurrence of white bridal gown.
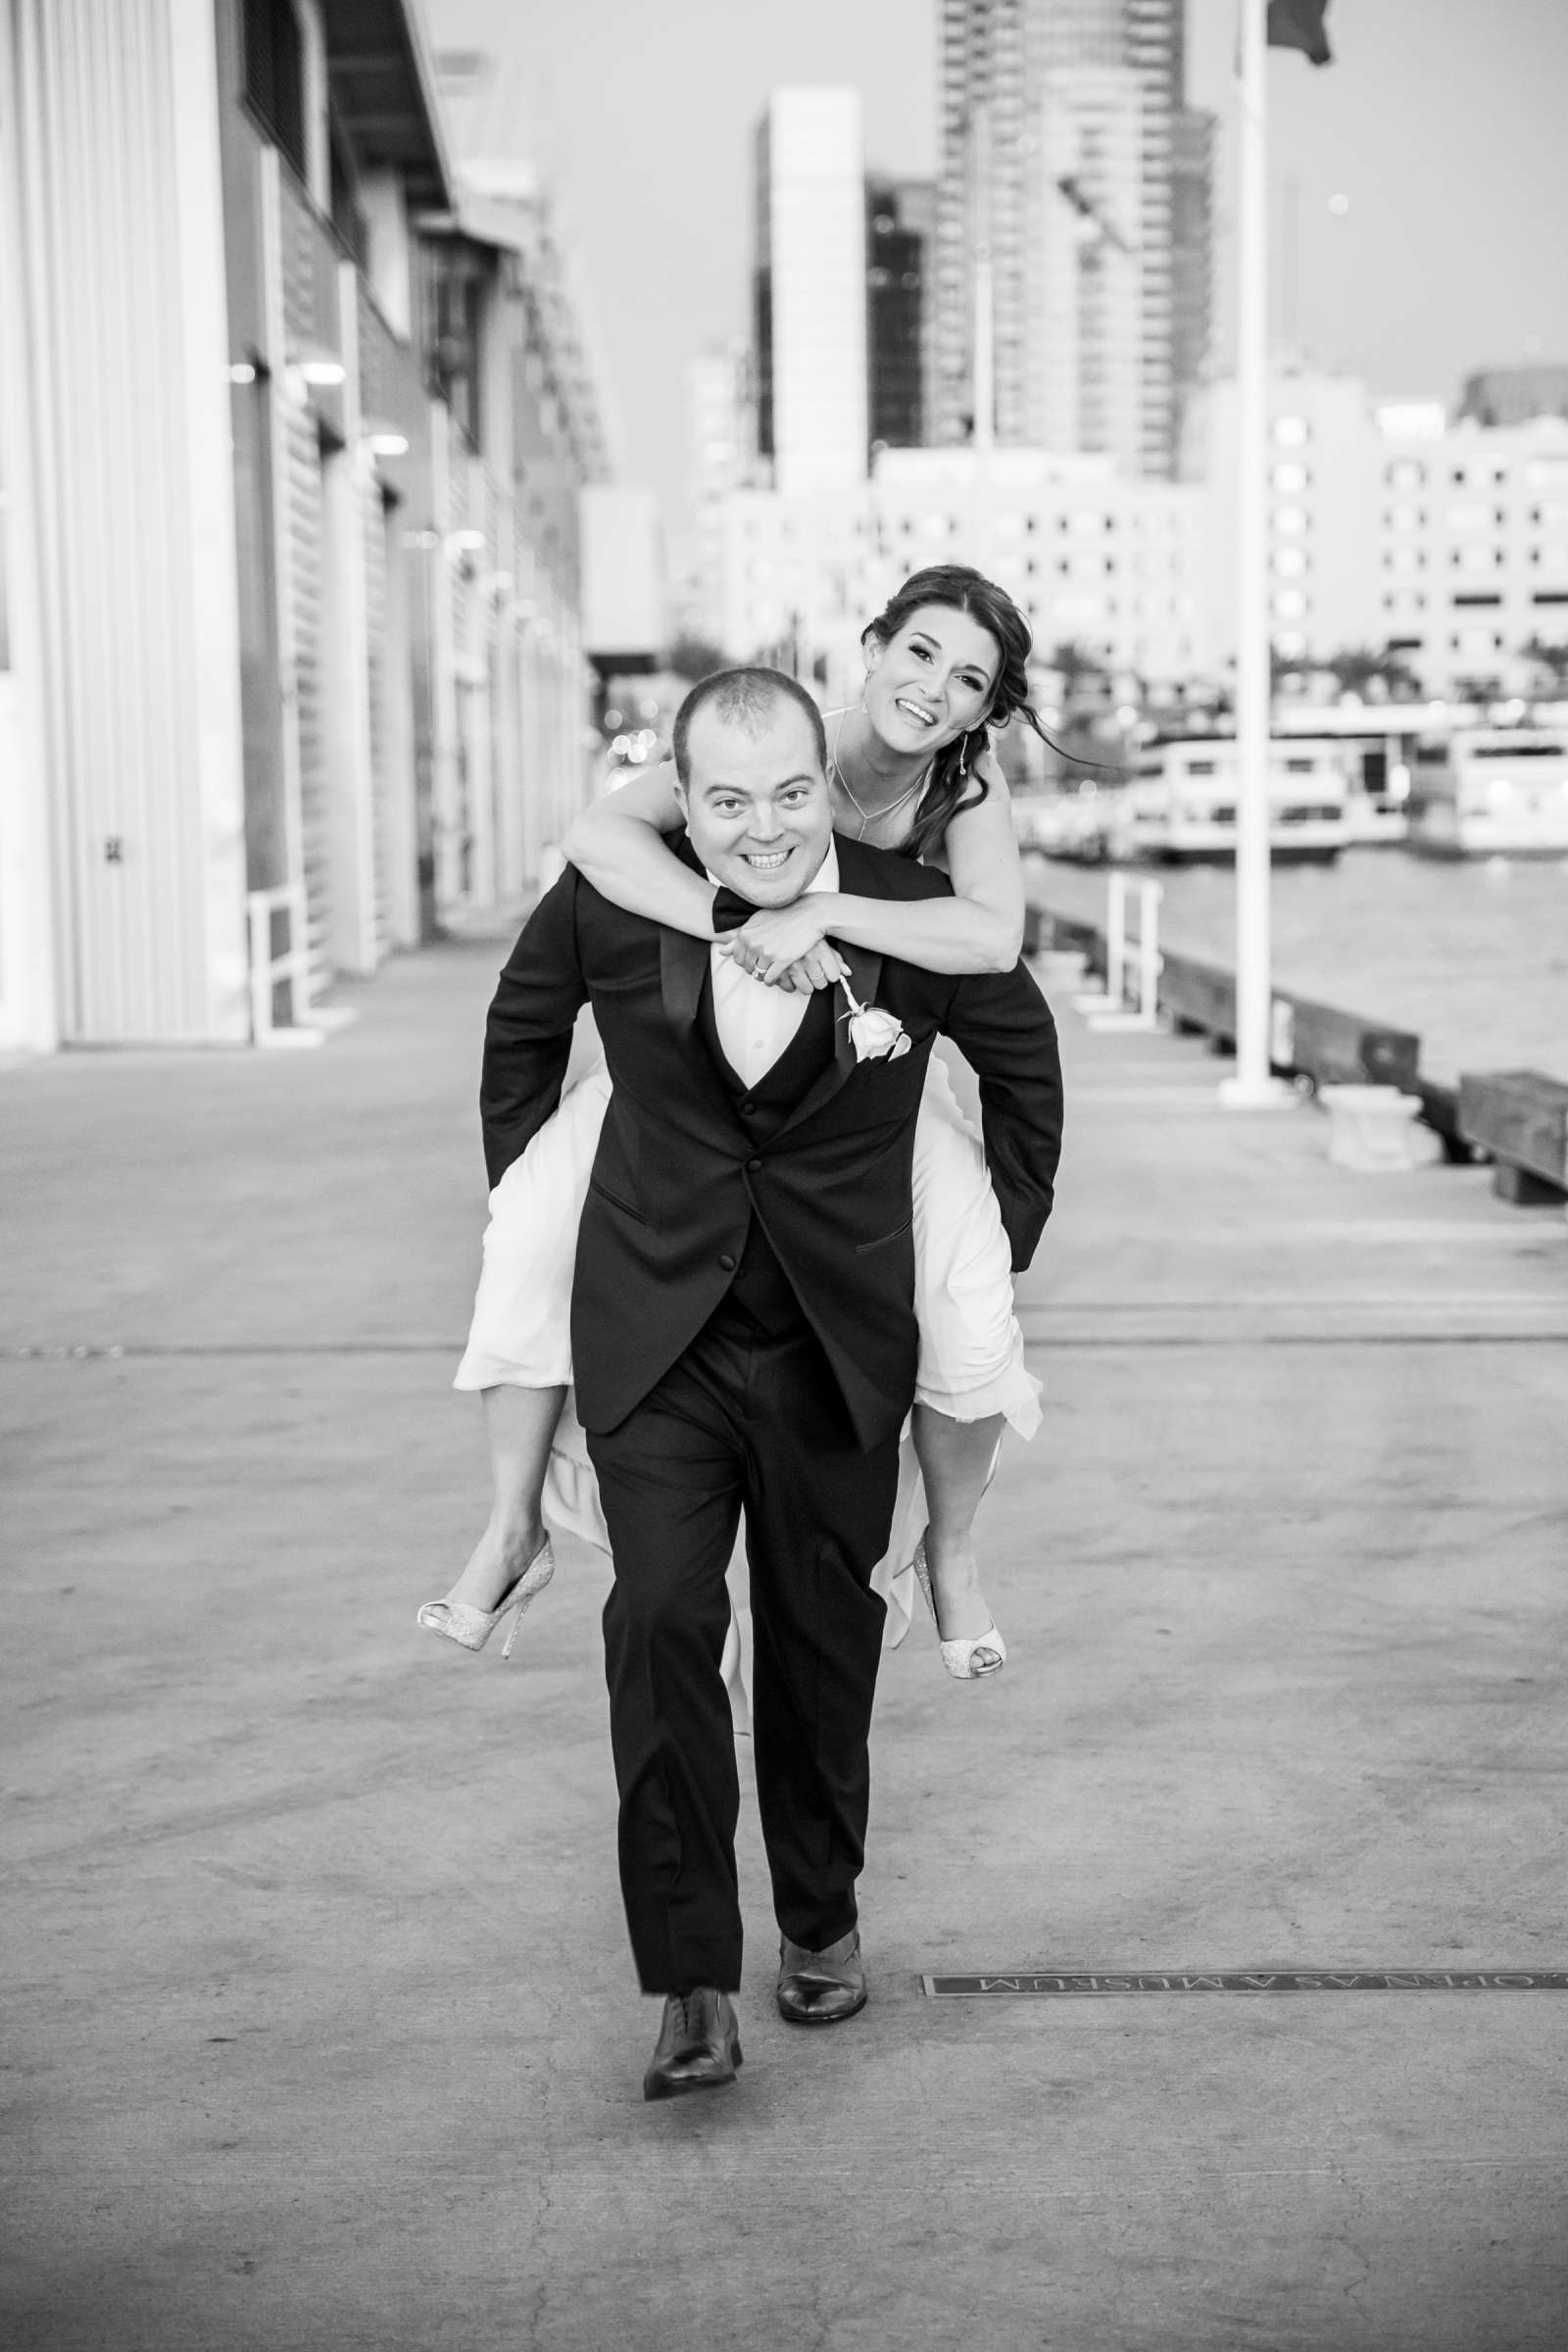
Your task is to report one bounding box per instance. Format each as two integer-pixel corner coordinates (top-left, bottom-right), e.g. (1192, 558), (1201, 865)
(457, 1030), (1040, 1663)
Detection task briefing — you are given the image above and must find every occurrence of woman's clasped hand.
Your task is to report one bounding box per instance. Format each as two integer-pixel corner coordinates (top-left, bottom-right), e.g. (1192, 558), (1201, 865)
(717, 899), (850, 991)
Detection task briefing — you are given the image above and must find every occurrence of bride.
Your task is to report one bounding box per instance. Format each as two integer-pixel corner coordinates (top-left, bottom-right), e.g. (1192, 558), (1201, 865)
(420, 563), (1056, 1680)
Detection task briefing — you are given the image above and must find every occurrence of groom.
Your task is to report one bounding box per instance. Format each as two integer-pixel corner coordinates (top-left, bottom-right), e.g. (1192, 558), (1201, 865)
(480, 668), (1063, 2099)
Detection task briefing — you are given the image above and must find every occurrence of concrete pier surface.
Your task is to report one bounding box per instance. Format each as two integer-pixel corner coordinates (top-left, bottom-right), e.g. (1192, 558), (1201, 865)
(5, 937), (1568, 2352)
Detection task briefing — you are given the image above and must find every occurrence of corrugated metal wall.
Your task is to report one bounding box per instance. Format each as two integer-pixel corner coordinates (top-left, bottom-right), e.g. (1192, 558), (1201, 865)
(281, 399), (331, 997)
(356, 282), (400, 964)
(276, 166), (335, 1001)
(9, 0), (247, 1040)
(363, 473), (390, 961)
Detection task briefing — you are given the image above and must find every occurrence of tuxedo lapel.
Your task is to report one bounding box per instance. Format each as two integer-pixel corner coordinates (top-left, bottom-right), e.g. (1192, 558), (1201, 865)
(660, 830), (717, 1049)
(659, 922), (710, 1044)
(658, 924), (744, 1127)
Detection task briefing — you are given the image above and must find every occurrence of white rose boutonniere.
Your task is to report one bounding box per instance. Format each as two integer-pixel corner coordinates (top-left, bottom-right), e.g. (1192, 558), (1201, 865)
(839, 975), (911, 1063)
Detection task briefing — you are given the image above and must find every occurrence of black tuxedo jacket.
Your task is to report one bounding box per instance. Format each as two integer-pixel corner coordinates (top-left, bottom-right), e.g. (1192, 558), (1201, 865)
(479, 832), (1064, 1450)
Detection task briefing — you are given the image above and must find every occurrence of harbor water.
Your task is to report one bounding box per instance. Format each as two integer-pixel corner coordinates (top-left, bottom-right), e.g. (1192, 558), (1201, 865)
(1029, 848), (1568, 1087)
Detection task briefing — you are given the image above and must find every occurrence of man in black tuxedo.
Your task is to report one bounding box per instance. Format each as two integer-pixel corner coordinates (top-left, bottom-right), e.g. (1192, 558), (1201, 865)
(480, 667), (1062, 2099)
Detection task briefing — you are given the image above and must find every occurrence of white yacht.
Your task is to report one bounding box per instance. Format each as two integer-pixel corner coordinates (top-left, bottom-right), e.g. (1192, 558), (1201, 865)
(1407, 728), (1568, 857)
(1124, 736), (1350, 865)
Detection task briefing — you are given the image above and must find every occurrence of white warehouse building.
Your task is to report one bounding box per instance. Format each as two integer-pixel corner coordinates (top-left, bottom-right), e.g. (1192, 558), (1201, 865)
(1189, 370), (1568, 699)
(708, 362), (1568, 715)
(716, 447), (1203, 710)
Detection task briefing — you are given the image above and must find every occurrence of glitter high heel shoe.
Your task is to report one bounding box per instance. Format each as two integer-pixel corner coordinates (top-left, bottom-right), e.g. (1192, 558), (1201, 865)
(911, 1530), (1005, 1681)
(416, 1538), (555, 1658)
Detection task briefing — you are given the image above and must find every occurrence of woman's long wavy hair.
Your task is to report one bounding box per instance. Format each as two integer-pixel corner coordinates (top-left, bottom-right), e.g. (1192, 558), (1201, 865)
(862, 564), (1056, 862)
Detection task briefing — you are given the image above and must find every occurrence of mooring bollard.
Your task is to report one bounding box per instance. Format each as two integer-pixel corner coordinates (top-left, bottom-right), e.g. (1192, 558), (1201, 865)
(1318, 1084), (1444, 1173)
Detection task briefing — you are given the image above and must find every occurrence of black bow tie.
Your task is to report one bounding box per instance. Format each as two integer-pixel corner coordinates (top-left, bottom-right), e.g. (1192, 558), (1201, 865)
(710, 885), (755, 935)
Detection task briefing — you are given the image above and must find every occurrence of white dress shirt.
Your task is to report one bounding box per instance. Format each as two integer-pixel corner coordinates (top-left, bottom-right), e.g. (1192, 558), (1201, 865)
(709, 843), (841, 1088)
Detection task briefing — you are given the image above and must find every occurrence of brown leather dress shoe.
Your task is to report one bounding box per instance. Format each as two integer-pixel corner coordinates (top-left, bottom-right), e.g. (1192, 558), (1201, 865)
(642, 1989), (743, 2101)
(776, 1928), (867, 2026)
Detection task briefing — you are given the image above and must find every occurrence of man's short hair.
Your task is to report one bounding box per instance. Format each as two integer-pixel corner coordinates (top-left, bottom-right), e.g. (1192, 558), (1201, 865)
(671, 666), (827, 786)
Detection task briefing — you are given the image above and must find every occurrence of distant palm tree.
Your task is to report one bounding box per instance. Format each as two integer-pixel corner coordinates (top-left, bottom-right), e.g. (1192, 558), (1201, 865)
(1379, 650), (1423, 703)
(667, 633), (730, 684)
(1522, 635), (1568, 695)
(1321, 646), (1422, 702)
(1045, 640), (1109, 710)
(1323, 648), (1383, 698)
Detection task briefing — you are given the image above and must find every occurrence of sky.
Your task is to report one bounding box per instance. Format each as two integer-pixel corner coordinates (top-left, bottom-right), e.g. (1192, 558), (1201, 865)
(424, 0), (1568, 537)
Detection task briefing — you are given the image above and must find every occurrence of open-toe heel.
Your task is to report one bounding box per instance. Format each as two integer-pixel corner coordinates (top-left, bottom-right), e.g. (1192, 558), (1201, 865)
(911, 1530), (1006, 1682)
(416, 1538), (555, 1657)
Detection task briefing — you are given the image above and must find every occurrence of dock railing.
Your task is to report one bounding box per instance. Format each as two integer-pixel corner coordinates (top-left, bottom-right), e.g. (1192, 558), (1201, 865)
(1026, 876), (1568, 1208)
(1070, 872), (1163, 1032)
(246, 886), (321, 1050)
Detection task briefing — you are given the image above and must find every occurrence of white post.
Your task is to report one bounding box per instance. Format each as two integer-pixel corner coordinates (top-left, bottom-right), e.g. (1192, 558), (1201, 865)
(1071, 868), (1128, 1013)
(1137, 879), (1162, 1021)
(1085, 877), (1162, 1032)
(1105, 871), (1127, 1004)
(247, 885), (321, 1048)
(1220, 0), (1291, 1108)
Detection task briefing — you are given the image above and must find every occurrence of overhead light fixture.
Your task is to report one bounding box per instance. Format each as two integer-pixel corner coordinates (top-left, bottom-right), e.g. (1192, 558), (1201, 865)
(292, 353), (346, 388)
(367, 429), (410, 457)
(446, 528), (486, 555)
(227, 362), (257, 385)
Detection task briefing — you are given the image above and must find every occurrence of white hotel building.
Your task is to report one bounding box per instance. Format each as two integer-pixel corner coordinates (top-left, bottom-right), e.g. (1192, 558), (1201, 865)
(1190, 371), (1568, 699)
(711, 367), (1568, 712)
(715, 446), (1202, 710)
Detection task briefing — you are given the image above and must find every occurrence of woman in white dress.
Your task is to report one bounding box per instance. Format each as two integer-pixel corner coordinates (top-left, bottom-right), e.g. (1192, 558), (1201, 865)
(421, 565), (1056, 1679)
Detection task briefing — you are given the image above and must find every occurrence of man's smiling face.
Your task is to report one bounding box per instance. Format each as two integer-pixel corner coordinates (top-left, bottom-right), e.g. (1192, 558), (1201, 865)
(675, 696), (834, 907)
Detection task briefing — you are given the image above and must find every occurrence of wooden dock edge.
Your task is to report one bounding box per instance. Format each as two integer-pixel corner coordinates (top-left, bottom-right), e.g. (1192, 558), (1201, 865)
(1457, 1070), (1568, 1204)
(1024, 900), (1564, 1194)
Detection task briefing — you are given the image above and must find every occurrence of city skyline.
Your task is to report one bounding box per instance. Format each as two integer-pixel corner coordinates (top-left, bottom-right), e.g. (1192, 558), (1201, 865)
(427, 0), (1568, 536)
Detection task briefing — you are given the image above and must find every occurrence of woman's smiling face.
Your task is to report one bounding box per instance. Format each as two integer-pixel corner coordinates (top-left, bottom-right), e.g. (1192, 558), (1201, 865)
(862, 603), (1003, 757)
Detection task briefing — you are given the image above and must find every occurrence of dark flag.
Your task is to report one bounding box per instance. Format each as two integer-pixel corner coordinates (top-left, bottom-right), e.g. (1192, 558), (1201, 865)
(1267, 0), (1332, 66)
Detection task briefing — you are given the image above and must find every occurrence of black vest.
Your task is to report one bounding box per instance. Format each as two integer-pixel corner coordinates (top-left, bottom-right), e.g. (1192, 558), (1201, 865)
(697, 971), (836, 1335)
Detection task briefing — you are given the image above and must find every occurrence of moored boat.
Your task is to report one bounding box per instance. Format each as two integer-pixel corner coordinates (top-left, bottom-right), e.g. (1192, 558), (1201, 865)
(1407, 728), (1568, 858)
(1126, 734), (1349, 865)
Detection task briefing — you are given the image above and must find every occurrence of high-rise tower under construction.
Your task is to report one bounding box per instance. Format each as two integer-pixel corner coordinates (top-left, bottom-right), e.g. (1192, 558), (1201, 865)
(933, 0), (1211, 478)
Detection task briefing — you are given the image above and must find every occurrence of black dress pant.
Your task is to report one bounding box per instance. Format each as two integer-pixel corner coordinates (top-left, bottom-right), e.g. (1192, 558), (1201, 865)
(588, 1298), (901, 1995)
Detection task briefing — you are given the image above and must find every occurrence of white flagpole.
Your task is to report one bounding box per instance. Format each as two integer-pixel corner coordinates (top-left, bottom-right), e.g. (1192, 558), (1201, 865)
(1221, 0), (1291, 1107)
